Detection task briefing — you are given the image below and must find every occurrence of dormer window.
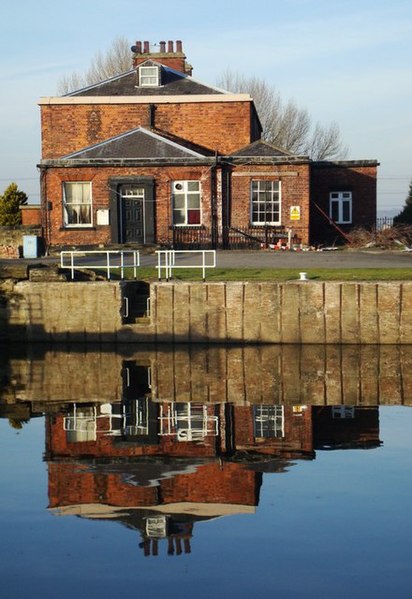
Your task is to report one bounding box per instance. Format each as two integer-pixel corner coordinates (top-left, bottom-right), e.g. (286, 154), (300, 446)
(139, 65), (160, 87)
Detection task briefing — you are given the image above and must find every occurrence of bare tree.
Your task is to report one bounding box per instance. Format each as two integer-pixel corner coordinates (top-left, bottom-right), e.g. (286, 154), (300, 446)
(57, 36), (132, 95)
(217, 70), (348, 160)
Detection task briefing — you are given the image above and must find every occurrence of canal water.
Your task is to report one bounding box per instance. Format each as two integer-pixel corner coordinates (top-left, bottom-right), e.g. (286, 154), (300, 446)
(1, 344), (412, 599)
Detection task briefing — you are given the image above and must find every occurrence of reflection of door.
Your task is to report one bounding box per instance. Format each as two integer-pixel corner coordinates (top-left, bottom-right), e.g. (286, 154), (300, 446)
(121, 185), (145, 243)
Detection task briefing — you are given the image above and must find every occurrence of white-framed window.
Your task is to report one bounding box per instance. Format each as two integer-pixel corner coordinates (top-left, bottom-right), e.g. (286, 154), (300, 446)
(250, 180), (281, 225)
(139, 65), (160, 86)
(329, 191), (352, 224)
(172, 180), (201, 226)
(63, 182), (92, 227)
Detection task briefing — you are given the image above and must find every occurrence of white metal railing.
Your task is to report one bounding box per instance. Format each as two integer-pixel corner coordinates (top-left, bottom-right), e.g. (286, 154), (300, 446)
(60, 250), (140, 280)
(156, 250), (216, 281)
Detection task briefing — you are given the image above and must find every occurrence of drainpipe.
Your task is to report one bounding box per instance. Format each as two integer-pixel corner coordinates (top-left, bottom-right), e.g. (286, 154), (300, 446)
(39, 166), (51, 255)
(210, 154), (219, 248)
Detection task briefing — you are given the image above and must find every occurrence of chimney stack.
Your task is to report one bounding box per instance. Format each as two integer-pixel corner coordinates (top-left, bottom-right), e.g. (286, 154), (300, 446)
(131, 39), (190, 74)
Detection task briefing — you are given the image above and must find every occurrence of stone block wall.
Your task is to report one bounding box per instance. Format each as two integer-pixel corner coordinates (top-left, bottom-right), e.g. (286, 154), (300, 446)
(2, 280), (412, 346)
(0, 226), (42, 258)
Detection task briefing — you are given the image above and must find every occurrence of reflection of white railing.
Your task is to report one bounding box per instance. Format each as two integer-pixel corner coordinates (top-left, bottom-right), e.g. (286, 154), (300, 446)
(156, 250), (216, 281)
(158, 403), (218, 441)
(60, 250), (140, 280)
(63, 400), (148, 440)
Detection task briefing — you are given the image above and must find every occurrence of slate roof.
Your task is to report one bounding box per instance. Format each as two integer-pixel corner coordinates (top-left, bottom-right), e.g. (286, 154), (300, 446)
(61, 127), (211, 160)
(66, 61), (225, 97)
(231, 139), (292, 157)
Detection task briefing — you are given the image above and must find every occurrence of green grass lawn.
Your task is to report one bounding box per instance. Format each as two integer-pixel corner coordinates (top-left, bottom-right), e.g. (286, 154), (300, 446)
(118, 267), (412, 282)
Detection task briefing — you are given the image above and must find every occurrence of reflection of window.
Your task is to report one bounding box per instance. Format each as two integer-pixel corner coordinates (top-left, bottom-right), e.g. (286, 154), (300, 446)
(158, 403), (218, 440)
(332, 406), (355, 419)
(145, 516), (168, 538)
(63, 182), (92, 226)
(139, 65), (160, 86)
(330, 191), (352, 224)
(251, 180), (281, 225)
(254, 405), (284, 438)
(172, 181), (201, 225)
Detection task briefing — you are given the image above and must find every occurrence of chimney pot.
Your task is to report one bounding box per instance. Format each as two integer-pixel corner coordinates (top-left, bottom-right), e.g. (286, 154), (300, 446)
(176, 40), (183, 53)
(143, 41), (150, 53)
(135, 41), (142, 53)
(167, 40), (174, 53)
(159, 40), (166, 53)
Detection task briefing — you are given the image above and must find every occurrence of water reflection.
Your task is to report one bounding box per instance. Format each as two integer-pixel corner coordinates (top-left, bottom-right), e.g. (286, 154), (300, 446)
(2, 343), (412, 406)
(0, 344), (391, 558)
(44, 400), (380, 557)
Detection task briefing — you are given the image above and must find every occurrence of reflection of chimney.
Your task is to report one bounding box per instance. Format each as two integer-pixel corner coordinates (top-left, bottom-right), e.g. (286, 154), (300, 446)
(168, 538), (174, 555)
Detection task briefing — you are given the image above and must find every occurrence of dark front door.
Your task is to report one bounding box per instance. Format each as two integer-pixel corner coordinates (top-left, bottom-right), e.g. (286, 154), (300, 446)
(120, 185), (145, 243)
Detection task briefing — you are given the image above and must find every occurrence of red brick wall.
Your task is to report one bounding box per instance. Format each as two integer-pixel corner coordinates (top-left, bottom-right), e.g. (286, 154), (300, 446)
(233, 405), (313, 458)
(47, 412), (218, 459)
(230, 163), (311, 245)
(40, 101), (256, 158)
(20, 206), (41, 226)
(310, 163), (378, 245)
(133, 55), (187, 72)
(42, 165), (213, 247)
(48, 460), (258, 509)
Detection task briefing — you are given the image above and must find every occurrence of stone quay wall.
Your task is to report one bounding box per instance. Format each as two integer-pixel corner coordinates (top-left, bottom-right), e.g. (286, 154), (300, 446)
(1, 280), (412, 344)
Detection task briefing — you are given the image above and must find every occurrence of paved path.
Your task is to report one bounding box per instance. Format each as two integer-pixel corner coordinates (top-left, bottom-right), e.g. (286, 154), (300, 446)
(140, 249), (412, 269)
(2, 249), (412, 270)
(210, 249), (412, 269)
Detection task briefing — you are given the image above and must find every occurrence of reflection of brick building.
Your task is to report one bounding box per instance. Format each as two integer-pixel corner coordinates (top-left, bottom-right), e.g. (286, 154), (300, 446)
(45, 400), (381, 555)
(312, 406), (381, 450)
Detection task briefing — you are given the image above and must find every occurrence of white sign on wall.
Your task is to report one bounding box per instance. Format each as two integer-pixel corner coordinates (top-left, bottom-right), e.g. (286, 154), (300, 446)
(96, 209), (110, 225)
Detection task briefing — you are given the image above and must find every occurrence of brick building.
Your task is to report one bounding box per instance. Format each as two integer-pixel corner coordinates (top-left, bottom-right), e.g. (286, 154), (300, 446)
(38, 40), (378, 249)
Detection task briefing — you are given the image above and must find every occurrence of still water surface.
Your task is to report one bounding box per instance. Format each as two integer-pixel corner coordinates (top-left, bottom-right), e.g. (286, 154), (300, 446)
(1, 345), (412, 599)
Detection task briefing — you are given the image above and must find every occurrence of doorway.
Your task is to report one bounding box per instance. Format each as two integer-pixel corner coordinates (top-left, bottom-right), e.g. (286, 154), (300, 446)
(120, 185), (145, 243)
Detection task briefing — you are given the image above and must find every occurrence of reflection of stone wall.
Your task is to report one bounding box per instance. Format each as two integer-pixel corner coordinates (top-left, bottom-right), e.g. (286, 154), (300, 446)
(2, 349), (126, 404)
(151, 345), (412, 406)
(2, 280), (412, 344)
(2, 345), (412, 407)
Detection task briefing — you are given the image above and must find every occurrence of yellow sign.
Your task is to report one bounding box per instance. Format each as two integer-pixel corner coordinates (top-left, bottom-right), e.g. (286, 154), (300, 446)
(290, 206), (301, 221)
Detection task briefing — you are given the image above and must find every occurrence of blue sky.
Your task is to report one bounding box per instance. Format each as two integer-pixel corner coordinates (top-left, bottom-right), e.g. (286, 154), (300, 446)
(1, 0), (411, 214)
